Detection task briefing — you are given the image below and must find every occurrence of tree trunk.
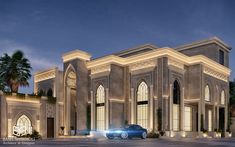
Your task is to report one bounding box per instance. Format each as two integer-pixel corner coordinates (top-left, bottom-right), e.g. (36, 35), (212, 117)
(11, 84), (19, 93)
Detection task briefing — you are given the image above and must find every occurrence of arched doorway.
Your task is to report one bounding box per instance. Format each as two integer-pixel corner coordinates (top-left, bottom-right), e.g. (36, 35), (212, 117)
(13, 115), (32, 136)
(65, 68), (77, 135)
(173, 80), (180, 131)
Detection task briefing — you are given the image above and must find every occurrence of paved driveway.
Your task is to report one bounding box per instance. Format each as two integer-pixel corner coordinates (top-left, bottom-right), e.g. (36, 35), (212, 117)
(1, 137), (235, 147)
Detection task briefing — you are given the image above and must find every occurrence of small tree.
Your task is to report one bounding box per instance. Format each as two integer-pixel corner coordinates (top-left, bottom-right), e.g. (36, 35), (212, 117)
(47, 88), (53, 97)
(0, 50), (32, 93)
(37, 89), (44, 97)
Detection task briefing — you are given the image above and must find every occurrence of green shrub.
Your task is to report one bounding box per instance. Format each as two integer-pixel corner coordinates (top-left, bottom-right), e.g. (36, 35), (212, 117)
(147, 132), (160, 138)
(30, 130), (41, 139)
(19, 130), (41, 140)
(47, 96), (56, 104)
(16, 93), (26, 98)
(159, 131), (165, 136)
(47, 88), (53, 97)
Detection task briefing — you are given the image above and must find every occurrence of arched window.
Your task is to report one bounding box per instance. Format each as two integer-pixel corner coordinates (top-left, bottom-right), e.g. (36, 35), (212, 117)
(13, 115), (32, 136)
(173, 80), (180, 131)
(205, 85), (210, 101)
(221, 90), (225, 105)
(96, 85), (105, 130)
(173, 80), (180, 105)
(137, 81), (148, 129)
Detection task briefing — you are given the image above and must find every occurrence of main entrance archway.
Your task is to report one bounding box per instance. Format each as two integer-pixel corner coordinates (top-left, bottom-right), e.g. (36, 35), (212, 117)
(65, 66), (77, 135)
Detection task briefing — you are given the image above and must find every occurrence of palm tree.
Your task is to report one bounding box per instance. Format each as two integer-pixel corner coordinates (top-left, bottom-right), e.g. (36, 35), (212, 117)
(0, 50), (32, 93)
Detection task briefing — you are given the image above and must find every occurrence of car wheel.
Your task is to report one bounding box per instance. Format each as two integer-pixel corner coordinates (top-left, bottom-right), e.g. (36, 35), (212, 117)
(141, 132), (147, 139)
(121, 132), (128, 139)
(107, 136), (114, 139)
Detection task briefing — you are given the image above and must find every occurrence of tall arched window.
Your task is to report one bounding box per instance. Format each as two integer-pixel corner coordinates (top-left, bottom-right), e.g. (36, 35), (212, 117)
(173, 80), (180, 131)
(96, 85), (105, 130)
(205, 85), (210, 101)
(221, 90), (225, 105)
(13, 115), (32, 136)
(137, 81), (148, 129)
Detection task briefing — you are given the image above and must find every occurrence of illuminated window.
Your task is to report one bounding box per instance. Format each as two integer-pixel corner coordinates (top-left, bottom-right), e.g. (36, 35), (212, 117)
(13, 115), (32, 136)
(208, 110), (212, 131)
(96, 85), (105, 130)
(137, 81), (148, 129)
(173, 80), (180, 131)
(184, 107), (192, 131)
(221, 90), (225, 105)
(205, 85), (210, 101)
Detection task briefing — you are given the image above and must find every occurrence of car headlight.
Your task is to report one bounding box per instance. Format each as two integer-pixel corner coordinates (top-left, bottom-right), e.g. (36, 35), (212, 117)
(114, 130), (123, 133)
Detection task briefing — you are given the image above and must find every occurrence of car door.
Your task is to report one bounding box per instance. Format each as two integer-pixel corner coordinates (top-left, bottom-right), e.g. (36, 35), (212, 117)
(127, 125), (135, 137)
(135, 125), (143, 136)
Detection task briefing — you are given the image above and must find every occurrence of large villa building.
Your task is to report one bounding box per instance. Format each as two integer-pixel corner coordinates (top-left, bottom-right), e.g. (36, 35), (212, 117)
(0, 37), (232, 138)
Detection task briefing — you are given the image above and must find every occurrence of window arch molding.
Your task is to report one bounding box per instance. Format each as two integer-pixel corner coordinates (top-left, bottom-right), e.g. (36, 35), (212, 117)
(220, 90), (225, 105)
(64, 64), (77, 87)
(136, 80), (149, 102)
(173, 79), (181, 105)
(96, 84), (105, 104)
(205, 84), (210, 101)
(14, 111), (34, 126)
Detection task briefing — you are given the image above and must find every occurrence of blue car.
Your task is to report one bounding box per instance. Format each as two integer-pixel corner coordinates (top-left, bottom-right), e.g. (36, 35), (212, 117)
(106, 124), (147, 139)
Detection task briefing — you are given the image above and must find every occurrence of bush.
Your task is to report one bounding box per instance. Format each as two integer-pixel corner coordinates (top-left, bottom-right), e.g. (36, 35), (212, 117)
(47, 88), (53, 97)
(16, 93), (26, 98)
(47, 96), (56, 104)
(30, 130), (42, 139)
(214, 128), (221, 133)
(37, 89), (45, 97)
(159, 131), (165, 136)
(147, 132), (160, 138)
(20, 130), (41, 140)
(201, 128), (208, 134)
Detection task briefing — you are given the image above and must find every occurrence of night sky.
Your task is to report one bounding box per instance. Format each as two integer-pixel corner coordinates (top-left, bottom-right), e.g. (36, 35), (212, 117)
(0, 0), (234, 93)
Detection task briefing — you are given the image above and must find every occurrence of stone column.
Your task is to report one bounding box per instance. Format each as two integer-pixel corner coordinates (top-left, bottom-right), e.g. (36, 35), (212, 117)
(181, 88), (185, 131)
(7, 119), (12, 137)
(217, 106), (219, 129)
(149, 85), (154, 131)
(169, 84), (173, 132)
(202, 99), (205, 131)
(213, 105), (216, 130)
(65, 87), (70, 135)
(225, 100), (228, 131)
(105, 88), (109, 130)
(131, 88), (135, 124)
(90, 91), (94, 130)
(198, 102), (201, 133)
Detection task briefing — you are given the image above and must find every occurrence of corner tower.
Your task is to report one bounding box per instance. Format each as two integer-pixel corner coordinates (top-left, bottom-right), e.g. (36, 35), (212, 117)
(62, 50), (91, 135)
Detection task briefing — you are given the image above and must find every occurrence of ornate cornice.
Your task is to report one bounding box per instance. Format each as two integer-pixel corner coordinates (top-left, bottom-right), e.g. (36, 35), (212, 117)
(90, 64), (111, 75)
(62, 50), (91, 62)
(168, 58), (184, 70)
(34, 68), (57, 82)
(203, 66), (228, 82)
(129, 59), (157, 71)
(86, 48), (231, 77)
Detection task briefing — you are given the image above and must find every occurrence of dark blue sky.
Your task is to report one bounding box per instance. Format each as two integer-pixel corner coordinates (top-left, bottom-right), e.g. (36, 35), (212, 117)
(0, 0), (234, 93)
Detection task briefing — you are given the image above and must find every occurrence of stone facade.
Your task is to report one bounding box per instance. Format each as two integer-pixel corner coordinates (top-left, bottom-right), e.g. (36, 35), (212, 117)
(1, 37), (231, 138)
(0, 93), (57, 138)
